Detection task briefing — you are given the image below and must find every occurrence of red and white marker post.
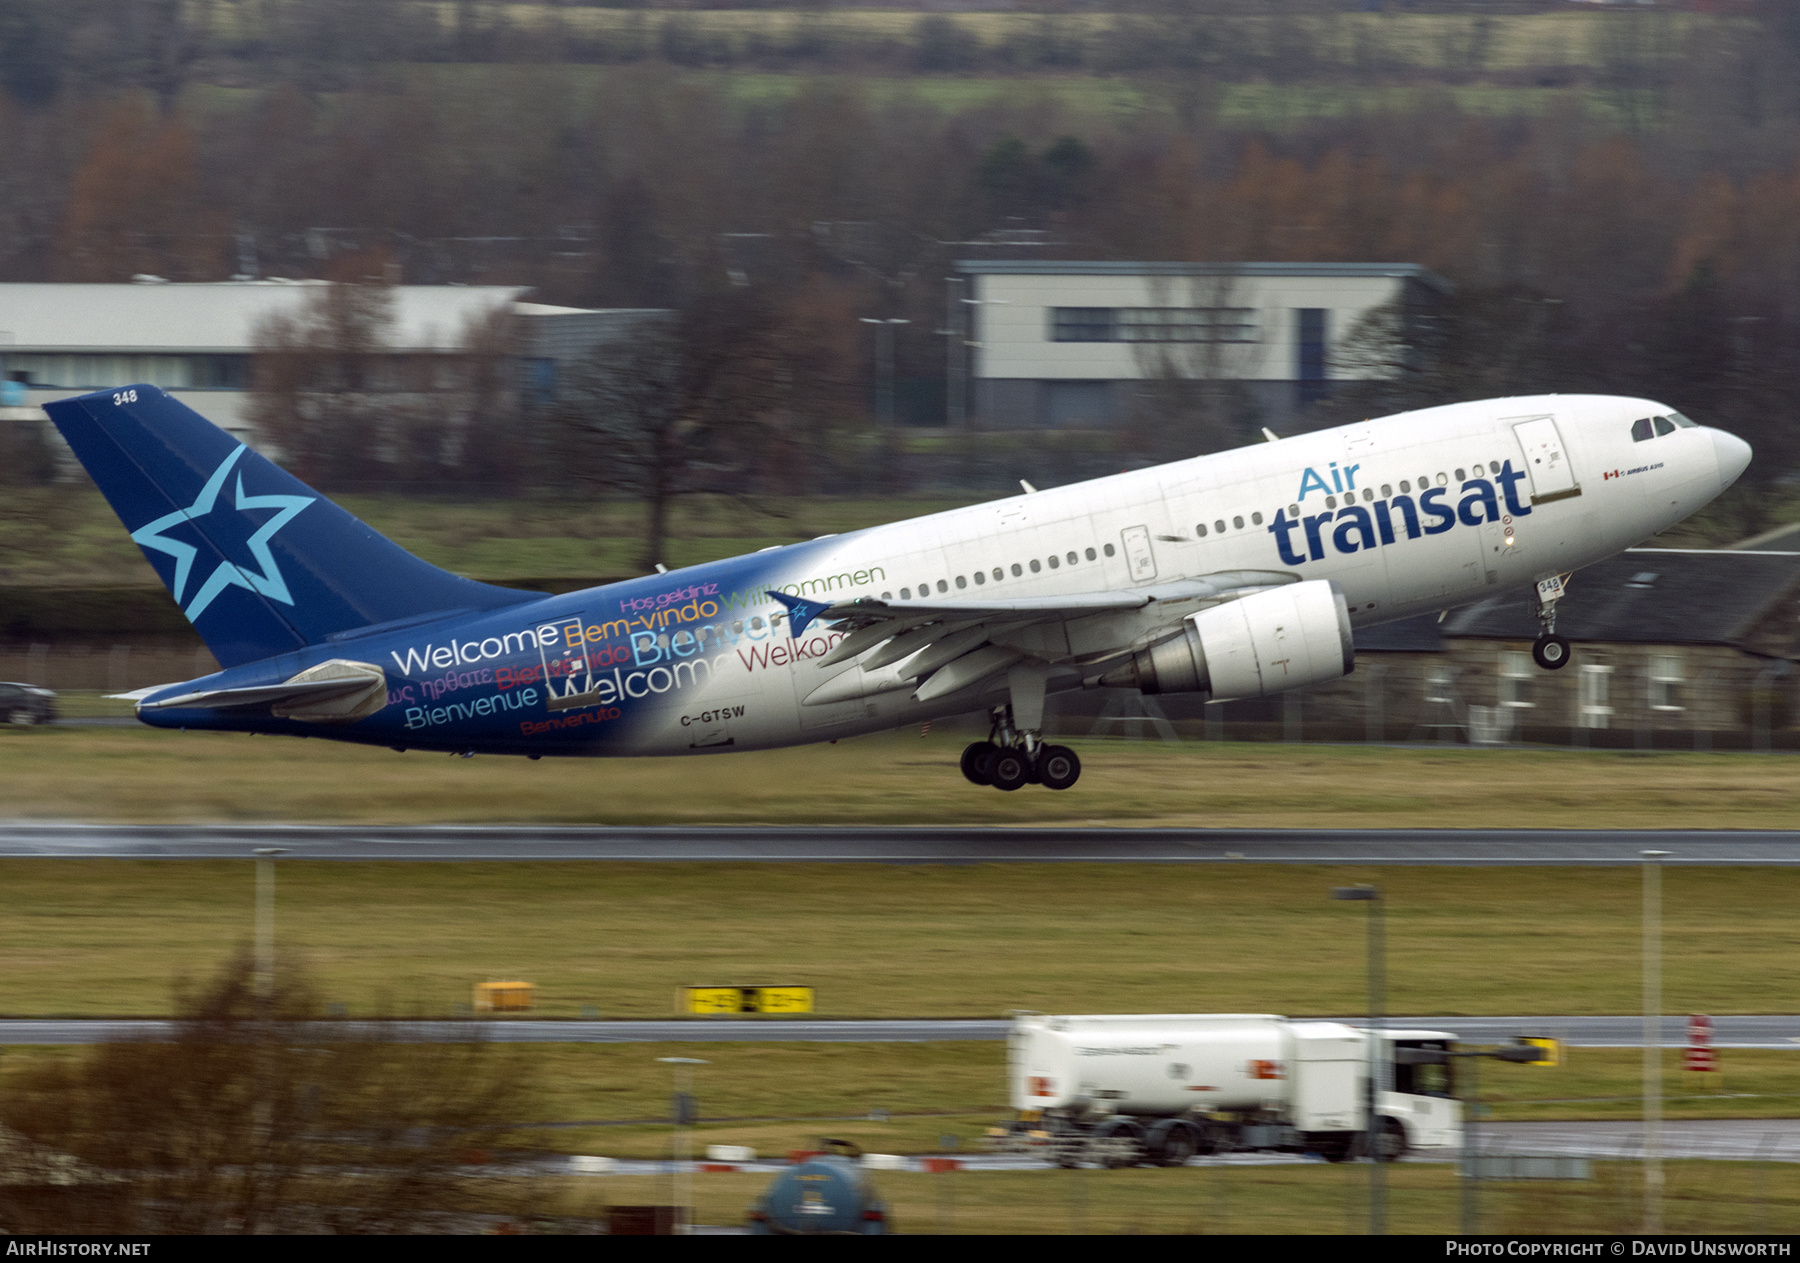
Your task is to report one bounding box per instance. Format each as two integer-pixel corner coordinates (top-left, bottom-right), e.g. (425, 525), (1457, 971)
(1683, 1013), (1716, 1078)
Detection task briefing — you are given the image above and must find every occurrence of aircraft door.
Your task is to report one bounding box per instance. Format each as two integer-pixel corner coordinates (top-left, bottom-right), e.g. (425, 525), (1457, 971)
(1120, 525), (1158, 582)
(536, 612), (614, 712)
(1510, 416), (1580, 504)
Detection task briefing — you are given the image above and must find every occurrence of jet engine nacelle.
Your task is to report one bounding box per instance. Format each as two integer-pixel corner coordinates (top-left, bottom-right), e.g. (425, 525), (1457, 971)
(1099, 579), (1354, 700)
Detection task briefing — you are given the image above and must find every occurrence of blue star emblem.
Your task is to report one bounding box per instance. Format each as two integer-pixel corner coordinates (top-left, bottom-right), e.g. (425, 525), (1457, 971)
(129, 444), (315, 623)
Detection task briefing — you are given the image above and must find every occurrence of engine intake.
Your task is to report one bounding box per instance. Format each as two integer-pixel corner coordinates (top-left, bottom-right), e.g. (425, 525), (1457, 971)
(1099, 579), (1354, 700)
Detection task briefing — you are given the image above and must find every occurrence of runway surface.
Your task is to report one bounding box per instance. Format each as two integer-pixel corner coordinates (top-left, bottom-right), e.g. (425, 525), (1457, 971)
(0, 1015), (1795, 1046)
(7, 822), (1800, 863)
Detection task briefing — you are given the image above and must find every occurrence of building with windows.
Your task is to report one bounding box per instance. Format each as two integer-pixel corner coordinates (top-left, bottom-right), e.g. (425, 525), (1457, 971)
(953, 261), (1450, 431)
(1048, 548), (1800, 746)
(0, 281), (656, 446)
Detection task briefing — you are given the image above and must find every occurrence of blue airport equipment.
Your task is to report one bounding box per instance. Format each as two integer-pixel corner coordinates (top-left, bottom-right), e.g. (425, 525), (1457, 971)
(748, 1140), (890, 1236)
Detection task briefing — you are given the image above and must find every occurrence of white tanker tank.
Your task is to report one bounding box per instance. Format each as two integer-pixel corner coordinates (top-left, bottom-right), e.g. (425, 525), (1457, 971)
(993, 1013), (1463, 1167)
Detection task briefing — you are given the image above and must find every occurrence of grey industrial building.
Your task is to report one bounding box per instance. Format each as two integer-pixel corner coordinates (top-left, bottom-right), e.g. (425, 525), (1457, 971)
(955, 260), (1450, 431)
(0, 280), (658, 454)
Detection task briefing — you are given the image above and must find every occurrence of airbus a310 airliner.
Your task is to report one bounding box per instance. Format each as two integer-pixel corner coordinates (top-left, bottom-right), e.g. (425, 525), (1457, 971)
(46, 387), (1749, 791)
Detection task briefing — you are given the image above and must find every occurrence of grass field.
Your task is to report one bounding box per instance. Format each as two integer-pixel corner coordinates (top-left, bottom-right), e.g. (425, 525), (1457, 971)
(0, 851), (1794, 1018)
(493, 1160), (1800, 1235)
(430, 8), (1701, 75)
(10, 726), (1800, 830)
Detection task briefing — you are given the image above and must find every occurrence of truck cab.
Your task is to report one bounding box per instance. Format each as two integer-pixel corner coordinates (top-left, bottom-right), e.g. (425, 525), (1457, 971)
(1380, 1029), (1463, 1154)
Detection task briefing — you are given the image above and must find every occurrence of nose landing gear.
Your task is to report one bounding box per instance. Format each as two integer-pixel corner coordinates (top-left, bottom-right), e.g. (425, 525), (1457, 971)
(959, 705), (1081, 791)
(1532, 633), (1571, 670)
(1533, 574), (1573, 671)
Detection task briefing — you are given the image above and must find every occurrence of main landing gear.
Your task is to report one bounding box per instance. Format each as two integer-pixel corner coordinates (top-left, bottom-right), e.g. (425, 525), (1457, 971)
(1532, 574), (1572, 671)
(961, 705), (1081, 792)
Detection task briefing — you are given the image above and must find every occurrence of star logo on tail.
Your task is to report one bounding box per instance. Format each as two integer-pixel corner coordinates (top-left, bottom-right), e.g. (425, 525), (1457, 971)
(129, 444), (315, 623)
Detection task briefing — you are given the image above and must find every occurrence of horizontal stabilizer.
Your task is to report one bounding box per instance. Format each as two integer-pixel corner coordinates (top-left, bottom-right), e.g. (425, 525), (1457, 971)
(142, 676), (373, 711)
(142, 658), (388, 724)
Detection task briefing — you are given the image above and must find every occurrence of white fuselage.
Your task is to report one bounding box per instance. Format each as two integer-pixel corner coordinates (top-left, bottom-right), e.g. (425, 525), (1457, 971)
(611, 394), (1745, 755)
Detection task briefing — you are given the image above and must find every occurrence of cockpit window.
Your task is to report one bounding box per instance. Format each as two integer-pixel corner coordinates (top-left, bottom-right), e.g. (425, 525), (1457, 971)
(1630, 417), (1655, 442)
(1667, 412), (1698, 429)
(1653, 416), (1675, 437)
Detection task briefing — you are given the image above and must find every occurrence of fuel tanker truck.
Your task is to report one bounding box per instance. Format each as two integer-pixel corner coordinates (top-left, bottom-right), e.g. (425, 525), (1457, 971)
(989, 1013), (1463, 1167)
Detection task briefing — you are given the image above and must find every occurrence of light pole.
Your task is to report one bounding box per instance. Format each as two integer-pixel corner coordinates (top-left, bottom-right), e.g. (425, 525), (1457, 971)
(250, 845), (287, 1227)
(659, 1056), (708, 1235)
(1394, 1041), (1548, 1234)
(253, 847), (287, 1005)
(860, 318), (910, 427)
(1643, 849), (1669, 1234)
(1333, 883), (1384, 1235)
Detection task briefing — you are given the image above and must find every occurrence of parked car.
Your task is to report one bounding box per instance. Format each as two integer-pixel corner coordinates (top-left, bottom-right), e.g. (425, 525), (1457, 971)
(0, 683), (57, 725)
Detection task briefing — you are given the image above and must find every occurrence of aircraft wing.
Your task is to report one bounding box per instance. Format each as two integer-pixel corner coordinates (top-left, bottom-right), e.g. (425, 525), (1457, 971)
(773, 570), (1298, 707)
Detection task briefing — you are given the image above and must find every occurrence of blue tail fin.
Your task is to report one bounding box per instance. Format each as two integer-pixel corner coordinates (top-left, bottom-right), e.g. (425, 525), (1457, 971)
(45, 385), (545, 668)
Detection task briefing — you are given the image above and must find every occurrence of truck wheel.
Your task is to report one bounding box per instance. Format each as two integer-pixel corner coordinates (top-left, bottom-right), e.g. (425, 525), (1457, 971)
(1089, 1117), (1145, 1169)
(1146, 1118), (1201, 1167)
(1372, 1117), (1408, 1163)
(1311, 1134), (1355, 1163)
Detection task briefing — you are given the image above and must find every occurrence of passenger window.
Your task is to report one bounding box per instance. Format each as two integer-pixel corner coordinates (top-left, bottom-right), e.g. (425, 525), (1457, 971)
(1048, 555), (1060, 569)
(973, 571), (985, 585)
(1011, 563), (1023, 576)
(1455, 468), (1466, 481)
(881, 591), (892, 600)
(1232, 515), (1244, 529)
(1197, 523), (1209, 537)
(1631, 417), (1654, 442)
(1067, 551), (1078, 565)
(1214, 519), (1226, 533)
(1653, 417), (1675, 437)
(1289, 504), (1300, 516)
(1251, 512), (1263, 526)
(955, 575), (967, 588)
(1436, 473), (1448, 487)
(1362, 489), (1373, 502)
(1399, 480), (1410, 493)
(1103, 543), (1115, 557)
(993, 567), (1004, 580)
(1471, 463), (1483, 476)
(1084, 548), (1096, 561)
(1325, 495), (1337, 509)
(1381, 484), (1392, 498)
(936, 579), (948, 593)
(1030, 560), (1042, 573)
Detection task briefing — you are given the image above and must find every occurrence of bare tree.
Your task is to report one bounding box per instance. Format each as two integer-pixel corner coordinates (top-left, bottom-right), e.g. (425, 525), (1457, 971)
(1121, 272), (1268, 460)
(0, 954), (541, 1234)
(248, 279), (399, 487)
(557, 289), (787, 572)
